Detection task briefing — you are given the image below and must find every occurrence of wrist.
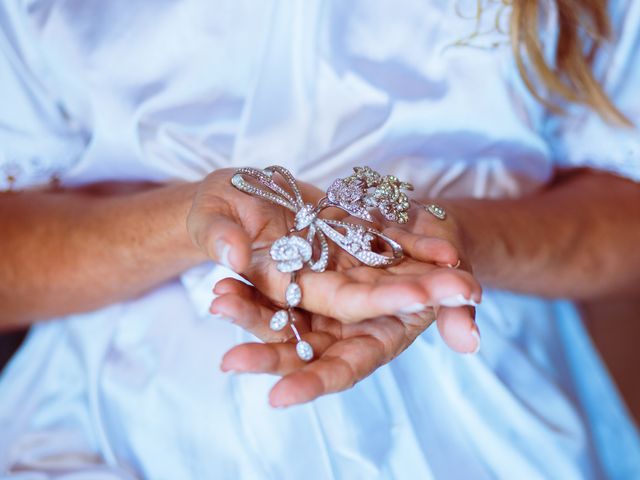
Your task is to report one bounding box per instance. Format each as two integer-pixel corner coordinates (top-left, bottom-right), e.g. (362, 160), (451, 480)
(114, 180), (208, 268)
(411, 199), (472, 269)
(168, 181), (209, 264)
(437, 198), (509, 286)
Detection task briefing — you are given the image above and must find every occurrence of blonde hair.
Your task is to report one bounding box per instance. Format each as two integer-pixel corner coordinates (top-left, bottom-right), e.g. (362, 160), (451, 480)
(510, 0), (631, 125)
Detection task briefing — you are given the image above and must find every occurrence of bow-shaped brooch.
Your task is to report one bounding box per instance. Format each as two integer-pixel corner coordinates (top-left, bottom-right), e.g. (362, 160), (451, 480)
(231, 165), (414, 361)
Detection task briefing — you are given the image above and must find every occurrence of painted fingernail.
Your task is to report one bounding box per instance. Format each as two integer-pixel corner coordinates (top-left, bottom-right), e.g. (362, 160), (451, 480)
(221, 359), (245, 373)
(469, 327), (481, 354)
(209, 301), (235, 322)
(216, 239), (232, 270)
(438, 293), (479, 308)
(396, 303), (427, 314)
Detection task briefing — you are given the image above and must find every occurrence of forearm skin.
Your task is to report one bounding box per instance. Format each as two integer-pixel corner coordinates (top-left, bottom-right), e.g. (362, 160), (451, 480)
(0, 182), (206, 330)
(438, 170), (640, 300)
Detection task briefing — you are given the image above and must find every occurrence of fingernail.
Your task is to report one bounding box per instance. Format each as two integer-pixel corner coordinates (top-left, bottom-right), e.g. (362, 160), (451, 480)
(447, 259), (461, 269)
(469, 327), (481, 354)
(221, 360), (243, 373)
(396, 303), (427, 314)
(212, 313), (235, 323)
(216, 239), (232, 270)
(438, 293), (479, 308)
(209, 301), (235, 322)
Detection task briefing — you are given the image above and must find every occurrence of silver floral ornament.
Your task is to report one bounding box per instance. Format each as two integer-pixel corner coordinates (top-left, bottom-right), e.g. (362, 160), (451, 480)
(270, 235), (313, 273)
(326, 167), (414, 224)
(326, 177), (371, 221)
(231, 165), (412, 361)
(343, 225), (375, 255)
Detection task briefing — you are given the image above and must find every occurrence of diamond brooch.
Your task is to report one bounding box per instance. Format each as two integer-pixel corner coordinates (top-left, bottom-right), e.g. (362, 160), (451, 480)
(231, 166), (413, 361)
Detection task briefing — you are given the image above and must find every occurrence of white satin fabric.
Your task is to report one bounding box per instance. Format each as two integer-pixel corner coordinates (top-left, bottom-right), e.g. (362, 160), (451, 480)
(1, 0), (640, 479)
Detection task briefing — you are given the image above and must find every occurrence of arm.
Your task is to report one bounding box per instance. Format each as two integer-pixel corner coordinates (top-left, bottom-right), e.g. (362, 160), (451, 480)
(1, 168), (481, 332)
(428, 169), (640, 300)
(0, 182), (206, 330)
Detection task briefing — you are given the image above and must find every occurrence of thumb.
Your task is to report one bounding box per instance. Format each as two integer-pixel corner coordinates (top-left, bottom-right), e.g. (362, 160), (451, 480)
(187, 203), (253, 272)
(436, 306), (481, 354)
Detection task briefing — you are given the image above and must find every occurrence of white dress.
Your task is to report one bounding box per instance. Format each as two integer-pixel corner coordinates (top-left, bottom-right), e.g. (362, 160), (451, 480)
(1, 0), (639, 478)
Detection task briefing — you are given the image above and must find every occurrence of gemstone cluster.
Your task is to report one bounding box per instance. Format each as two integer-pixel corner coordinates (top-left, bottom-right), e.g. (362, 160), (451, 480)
(231, 165), (411, 362)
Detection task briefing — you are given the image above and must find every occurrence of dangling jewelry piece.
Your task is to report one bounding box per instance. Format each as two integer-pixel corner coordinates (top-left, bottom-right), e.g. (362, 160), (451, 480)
(231, 166), (413, 361)
(425, 203), (446, 220)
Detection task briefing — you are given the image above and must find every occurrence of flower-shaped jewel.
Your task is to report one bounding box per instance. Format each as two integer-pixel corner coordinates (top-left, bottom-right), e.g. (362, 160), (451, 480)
(369, 175), (412, 223)
(326, 168), (413, 223)
(326, 177), (372, 221)
(270, 235), (313, 273)
(343, 225), (375, 254)
(352, 166), (382, 187)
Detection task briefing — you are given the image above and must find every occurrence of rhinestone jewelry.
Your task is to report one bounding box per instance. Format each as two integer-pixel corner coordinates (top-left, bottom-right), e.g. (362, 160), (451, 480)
(426, 204), (446, 220)
(296, 341), (314, 361)
(270, 310), (290, 331)
(325, 166), (414, 223)
(285, 282), (302, 308)
(231, 165), (411, 361)
(270, 236), (313, 273)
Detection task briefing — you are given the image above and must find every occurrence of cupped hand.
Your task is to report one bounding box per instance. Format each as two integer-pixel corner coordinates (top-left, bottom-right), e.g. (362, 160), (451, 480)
(210, 276), (479, 408)
(187, 168), (482, 323)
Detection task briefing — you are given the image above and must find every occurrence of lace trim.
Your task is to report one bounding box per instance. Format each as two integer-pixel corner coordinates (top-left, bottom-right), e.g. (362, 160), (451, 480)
(447, 0), (512, 50)
(0, 140), (84, 191)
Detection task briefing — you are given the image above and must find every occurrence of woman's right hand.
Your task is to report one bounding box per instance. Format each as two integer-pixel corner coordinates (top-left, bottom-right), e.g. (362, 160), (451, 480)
(186, 168), (482, 323)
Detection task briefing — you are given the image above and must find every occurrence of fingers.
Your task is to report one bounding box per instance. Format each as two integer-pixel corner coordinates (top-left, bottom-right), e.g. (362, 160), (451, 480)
(296, 266), (482, 323)
(384, 227), (459, 266)
(211, 278), (307, 342)
(220, 331), (336, 375)
(213, 277), (251, 296)
(395, 308), (437, 329)
(216, 265), (481, 355)
(224, 335), (388, 408)
(436, 306), (480, 354)
(187, 197), (252, 272)
(202, 214), (253, 272)
(298, 272), (427, 323)
(211, 293), (296, 343)
(268, 335), (388, 407)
